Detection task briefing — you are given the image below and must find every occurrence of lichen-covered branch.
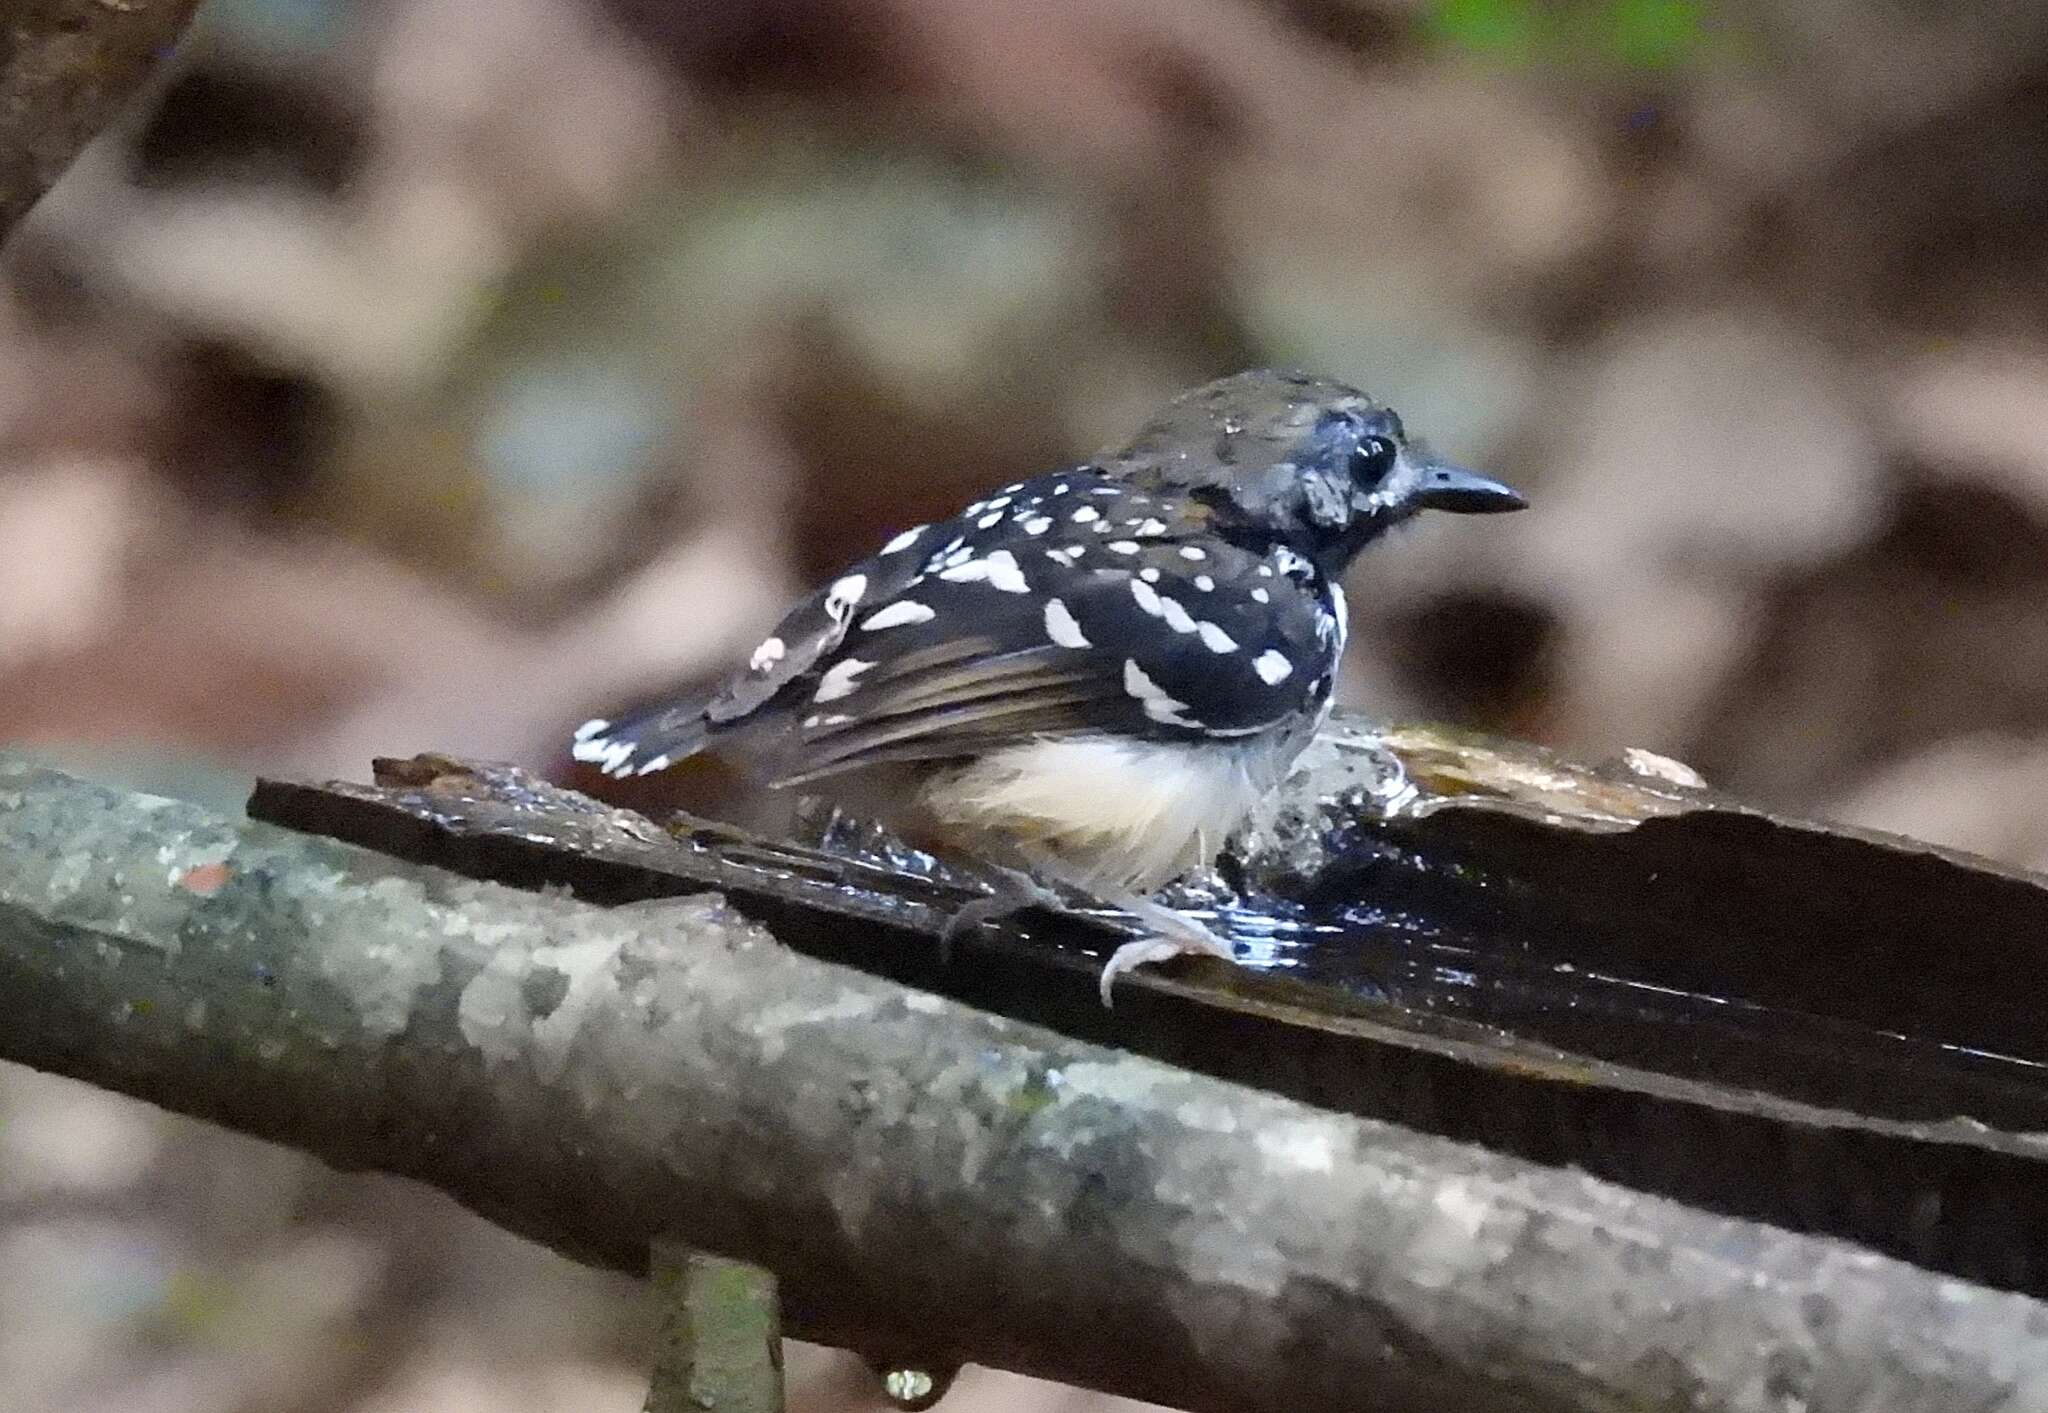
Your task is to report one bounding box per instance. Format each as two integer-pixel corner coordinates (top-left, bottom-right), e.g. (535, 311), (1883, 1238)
(3, 751), (2048, 1412)
(0, 0), (201, 239)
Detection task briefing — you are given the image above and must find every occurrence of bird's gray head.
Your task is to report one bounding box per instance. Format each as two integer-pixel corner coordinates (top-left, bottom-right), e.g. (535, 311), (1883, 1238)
(1101, 368), (1525, 572)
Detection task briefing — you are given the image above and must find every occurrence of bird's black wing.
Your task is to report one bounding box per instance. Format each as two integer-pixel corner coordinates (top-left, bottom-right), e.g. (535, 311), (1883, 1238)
(575, 469), (1342, 784)
(572, 508), (948, 776)
(734, 478), (1343, 786)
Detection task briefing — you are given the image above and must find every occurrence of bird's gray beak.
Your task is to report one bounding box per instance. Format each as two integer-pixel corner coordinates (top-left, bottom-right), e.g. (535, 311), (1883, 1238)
(1411, 462), (1526, 514)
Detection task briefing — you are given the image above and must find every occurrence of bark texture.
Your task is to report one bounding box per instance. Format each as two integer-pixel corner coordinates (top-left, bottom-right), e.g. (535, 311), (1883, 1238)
(1, 0), (201, 238)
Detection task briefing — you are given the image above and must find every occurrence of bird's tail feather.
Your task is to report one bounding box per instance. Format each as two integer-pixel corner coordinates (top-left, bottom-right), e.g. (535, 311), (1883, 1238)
(570, 702), (713, 778)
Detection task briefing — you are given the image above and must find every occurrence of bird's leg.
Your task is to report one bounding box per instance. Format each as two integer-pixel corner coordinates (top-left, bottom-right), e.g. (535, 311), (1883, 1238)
(939, 861), (1066, 960)
(1012, 844), (1238, 1007)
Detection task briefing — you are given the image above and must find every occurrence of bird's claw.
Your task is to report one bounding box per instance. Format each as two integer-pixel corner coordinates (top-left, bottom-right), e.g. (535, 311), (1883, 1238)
(1097, 915), (1237, 1007)
(940, 868), (1066, 961)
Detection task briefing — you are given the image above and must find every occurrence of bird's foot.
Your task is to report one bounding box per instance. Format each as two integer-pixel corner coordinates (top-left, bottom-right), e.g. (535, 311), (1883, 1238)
(1094, 906), (1237, 1007)
(940, 865), (1067, 961)
(1005, 845), (1239, 1006)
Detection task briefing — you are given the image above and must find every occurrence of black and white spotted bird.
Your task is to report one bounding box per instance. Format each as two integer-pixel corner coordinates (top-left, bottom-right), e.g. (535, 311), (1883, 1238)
(573, 369), (1524, 1000)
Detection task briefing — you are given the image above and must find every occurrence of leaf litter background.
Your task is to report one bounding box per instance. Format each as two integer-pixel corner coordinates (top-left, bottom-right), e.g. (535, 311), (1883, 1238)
(4, 0), (2048, 1408)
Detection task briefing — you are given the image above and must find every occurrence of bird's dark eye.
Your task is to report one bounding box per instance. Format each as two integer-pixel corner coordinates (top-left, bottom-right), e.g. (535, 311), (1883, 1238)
(1352, 435), (1398, 483)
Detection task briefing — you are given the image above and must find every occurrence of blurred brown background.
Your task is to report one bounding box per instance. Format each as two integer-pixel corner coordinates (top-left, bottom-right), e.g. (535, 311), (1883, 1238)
(5, 0), (2048, 1408)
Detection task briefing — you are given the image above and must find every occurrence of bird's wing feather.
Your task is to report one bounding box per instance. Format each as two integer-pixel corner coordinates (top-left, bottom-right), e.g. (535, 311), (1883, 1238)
(576, 469), (1339, 785)
(572, 516), (944, 776)
(744, 514), (1338, 786)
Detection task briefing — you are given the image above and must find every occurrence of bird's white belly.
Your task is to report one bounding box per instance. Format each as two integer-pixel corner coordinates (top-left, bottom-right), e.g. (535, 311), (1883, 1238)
(919, 733), (1285, 892)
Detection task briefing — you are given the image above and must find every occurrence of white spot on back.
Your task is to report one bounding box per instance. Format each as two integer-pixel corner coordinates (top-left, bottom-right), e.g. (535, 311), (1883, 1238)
(1135, 518), (1167, 536)
(1194, 575), (1214, 592)
(1106, 540), (1140, 555)
(1043, 598), (1090, 649)
(1158, 595), (1197, 634)
(1022, 516), (1052, 535)
(1253, 650), (1293, 685)
(881, 525), (926, 555)
(1251, 587), (1270, 603)
(1197, 621), (1238, 653)
(977, 513), (1003, 529)
(1140, 567), (1160, 583)
(1072, 506), (1101, 524)
(939, 548), (1028, 593)
(1123, 659), (1196, 727)
(1045, 546), (1083, 567)
(1131, 578), (1163, 617)
(982, 549), (1029, 593)
(860, 600), (937, 631)
(634, 754), (674, 776)
(826, 575), (868, 618)
(749, 637), (787, 673)
(1180, 546), (1206, 561)
(814, 658), (875, 702)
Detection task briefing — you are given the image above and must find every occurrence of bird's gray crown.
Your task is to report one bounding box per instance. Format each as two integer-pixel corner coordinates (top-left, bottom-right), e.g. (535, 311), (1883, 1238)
(1099, 368), (1520, 574)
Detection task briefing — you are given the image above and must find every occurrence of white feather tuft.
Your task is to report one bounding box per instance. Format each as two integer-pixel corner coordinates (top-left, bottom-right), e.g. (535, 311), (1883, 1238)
(923, 735), (1282, 892)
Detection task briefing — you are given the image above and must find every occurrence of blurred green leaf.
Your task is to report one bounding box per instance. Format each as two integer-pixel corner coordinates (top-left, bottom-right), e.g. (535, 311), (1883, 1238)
(1424, 0), (1711, 69)
(1600, 0), (1706, 68)
(1423, 0), (1542, 57)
